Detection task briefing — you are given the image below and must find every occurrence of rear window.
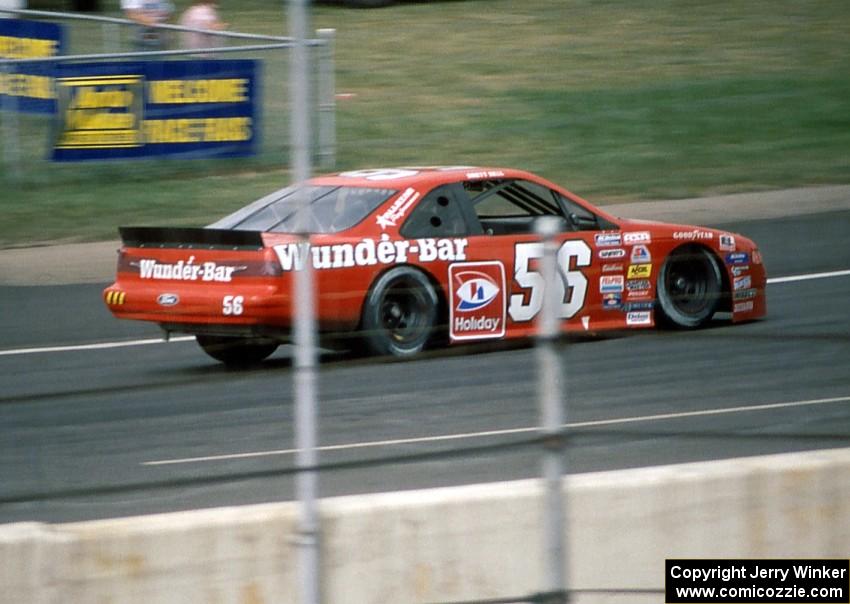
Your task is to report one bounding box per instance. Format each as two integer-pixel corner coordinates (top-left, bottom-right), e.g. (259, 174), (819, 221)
(210, 185), (397, 234)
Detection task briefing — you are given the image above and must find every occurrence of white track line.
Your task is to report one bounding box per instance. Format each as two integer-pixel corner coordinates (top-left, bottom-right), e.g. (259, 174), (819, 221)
(767, 269), (850, 284)
(143, 394), (850, 466)
(0, 268), (847, 358)
(0, 336), (194, 357)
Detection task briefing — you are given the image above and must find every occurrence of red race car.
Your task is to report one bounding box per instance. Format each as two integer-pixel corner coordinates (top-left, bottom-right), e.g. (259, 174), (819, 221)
(104, 167), (766, 363)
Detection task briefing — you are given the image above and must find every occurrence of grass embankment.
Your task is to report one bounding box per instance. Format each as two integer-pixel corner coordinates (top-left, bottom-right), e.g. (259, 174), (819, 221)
(3, 0), (848, 246)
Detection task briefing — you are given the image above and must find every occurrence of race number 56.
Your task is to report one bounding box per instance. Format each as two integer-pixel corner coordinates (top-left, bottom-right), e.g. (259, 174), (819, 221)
(508, 240), (591, 322)
(222, 295), (244, 316)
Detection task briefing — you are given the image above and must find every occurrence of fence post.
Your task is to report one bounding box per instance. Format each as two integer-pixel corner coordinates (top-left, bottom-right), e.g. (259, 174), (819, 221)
(289, 3), (321, 604)
(103, 22), (121, 54)
(0, 61), (21, 180)
(316, 28), (336, 170)
(535, 216), (568, 604)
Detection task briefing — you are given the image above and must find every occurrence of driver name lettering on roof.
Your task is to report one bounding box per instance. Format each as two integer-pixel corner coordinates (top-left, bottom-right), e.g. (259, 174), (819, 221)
(465, 170), (505, 179)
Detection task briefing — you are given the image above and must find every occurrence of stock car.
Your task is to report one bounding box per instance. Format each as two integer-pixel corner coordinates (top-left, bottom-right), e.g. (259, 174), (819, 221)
(103, 167), (766, 364)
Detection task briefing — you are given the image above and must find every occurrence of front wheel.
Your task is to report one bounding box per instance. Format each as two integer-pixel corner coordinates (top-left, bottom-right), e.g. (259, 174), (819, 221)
(196, 335), (278, 365)
(656, 245), (723, 328)
(360, 266), (439, 357)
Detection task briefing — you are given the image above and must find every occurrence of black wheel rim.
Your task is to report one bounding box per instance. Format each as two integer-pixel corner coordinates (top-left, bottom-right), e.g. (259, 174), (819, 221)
(380, 278), (431, 345)
(663, 252), (716, 317)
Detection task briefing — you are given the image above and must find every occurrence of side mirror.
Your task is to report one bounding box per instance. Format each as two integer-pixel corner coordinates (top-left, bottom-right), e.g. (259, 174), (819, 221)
(568, 212), (598, 231)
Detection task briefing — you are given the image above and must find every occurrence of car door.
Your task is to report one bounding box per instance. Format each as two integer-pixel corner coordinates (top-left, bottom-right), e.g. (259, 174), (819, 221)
(456, 178), (617, 340)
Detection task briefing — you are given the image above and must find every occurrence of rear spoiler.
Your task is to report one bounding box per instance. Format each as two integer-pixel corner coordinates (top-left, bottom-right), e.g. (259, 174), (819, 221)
(119, 227), (265, 250)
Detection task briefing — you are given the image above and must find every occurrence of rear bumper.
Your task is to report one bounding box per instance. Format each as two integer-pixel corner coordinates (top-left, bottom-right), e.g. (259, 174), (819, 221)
(103, 281), (291, 327)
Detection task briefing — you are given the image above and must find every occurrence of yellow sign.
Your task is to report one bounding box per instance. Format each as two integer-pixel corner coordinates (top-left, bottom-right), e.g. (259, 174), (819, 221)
(144, 118), (252, 144)
(0, 72), (53, 99)
(627, 264), (652, 279)
(54, 75), (144, 149)
(0, 34), (58, 59)
(148, 79), (249, 104)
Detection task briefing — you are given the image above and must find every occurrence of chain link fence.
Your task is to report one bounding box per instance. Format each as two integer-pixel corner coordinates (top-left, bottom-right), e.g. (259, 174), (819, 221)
(0, 8), (334, 186)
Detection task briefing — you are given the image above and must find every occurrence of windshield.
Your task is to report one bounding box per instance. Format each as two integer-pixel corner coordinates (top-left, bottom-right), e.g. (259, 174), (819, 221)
(209, 185), (397, 234)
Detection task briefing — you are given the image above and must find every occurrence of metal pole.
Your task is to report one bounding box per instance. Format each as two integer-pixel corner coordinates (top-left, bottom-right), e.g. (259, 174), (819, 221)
(316, 28), (335, 170)
(289, 1), (320, 604)
(0, 62), (21, 180)
(103, 22), (121, 54)
(535, 216), (567, 604)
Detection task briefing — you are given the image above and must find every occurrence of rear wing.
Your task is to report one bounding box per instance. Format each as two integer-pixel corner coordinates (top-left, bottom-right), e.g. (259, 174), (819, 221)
(119, 227), (265, 250)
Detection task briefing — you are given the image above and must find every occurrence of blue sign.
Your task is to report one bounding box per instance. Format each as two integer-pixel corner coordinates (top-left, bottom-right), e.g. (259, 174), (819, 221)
(0, 18), (67, 114)
(51, 59), (260, 161)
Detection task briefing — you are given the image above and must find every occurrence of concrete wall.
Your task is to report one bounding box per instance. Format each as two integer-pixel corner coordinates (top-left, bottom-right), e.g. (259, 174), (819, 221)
(2, 447), (849, 604)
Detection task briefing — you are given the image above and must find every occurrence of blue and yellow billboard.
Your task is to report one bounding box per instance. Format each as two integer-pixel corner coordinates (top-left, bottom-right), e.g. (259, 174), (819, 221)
(0, 18), (66, 114)
(51, 59), (260, 161)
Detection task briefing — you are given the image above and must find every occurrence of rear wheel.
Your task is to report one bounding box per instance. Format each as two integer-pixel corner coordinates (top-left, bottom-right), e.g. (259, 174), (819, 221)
(196, 335), (278, 365)
(360, 266), (439, 357)
(656, 245), (723, 328)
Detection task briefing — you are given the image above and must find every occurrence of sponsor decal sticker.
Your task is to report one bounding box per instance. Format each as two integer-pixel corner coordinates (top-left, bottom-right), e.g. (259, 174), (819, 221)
(673, 230), (714, 241)
(734, 288), (757, 300)
(624, 301), (654, 312)
(595, 232), (622, 247)
(602, 263), (623, 273)
(376, 187), (420, 230)
(627, 264), (652, 279)
(733, 275), (752, 291)
(274, 235), (469, 271)
(598, 248), (626, 259)
(734, 300), (754, 313)
(626, 278), (652, 299)
(626, 278), (651, 291)
(719, 233), (735, 251)
(157, 293), (179, 306)
(136, 256), (246, 282)
(626, 310), (651, 325)
(623, 231), (651, 244)
(726, 252), (750, 265)
(731, 265), (749, 277)
(630, 244), (651, 263)
(599, 275), (624, 294)
(602, 293), (621, 310)
(449, 261), (506, 341)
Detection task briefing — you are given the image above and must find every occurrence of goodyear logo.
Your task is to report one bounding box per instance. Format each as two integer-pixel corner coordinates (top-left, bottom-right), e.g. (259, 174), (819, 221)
(627, 264), (652, 279)
(105, 290), (126, 305)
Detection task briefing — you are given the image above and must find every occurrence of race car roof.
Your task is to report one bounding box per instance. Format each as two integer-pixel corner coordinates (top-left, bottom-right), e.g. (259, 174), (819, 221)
(308, 166), (538, 189)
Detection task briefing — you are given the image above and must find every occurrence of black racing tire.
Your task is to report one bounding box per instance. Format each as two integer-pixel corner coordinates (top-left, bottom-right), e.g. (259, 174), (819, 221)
(656, 245), (723, 328)
(360, 266), (439, 357)
(196, 335), (278, 365)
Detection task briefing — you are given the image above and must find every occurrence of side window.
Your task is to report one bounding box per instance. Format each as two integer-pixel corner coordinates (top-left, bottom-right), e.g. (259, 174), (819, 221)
(469, 179), (565, 235)
(556, 193), (613, 231)
(400, 185), (471, 238)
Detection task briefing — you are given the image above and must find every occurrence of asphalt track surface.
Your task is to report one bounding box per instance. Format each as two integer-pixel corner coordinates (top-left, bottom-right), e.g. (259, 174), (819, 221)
(1, 209), (849, 524)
